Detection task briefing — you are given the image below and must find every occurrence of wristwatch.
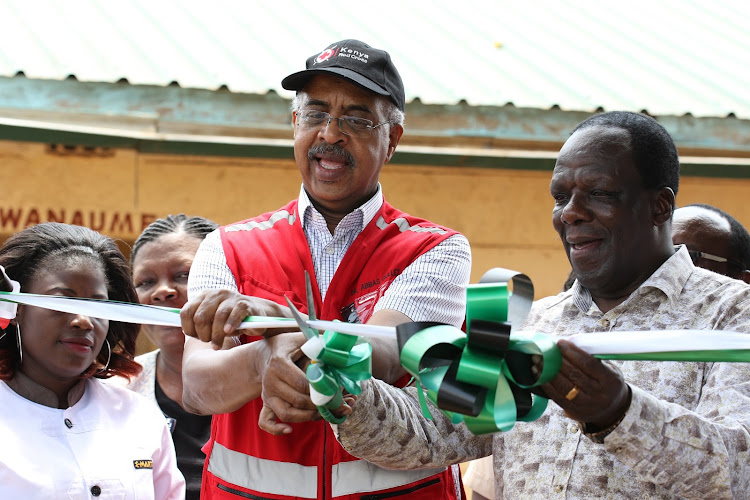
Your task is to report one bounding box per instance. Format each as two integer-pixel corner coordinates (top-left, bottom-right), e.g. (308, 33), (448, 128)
(579, 411), (627, 444)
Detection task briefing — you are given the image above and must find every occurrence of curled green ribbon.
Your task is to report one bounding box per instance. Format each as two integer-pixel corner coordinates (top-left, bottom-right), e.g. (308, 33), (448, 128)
(397, 269), (561, 435)
(302, 329), (372, 424)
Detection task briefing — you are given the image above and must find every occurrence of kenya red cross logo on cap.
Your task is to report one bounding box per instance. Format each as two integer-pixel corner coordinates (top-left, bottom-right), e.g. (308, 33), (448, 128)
(315, 46), (338, 64)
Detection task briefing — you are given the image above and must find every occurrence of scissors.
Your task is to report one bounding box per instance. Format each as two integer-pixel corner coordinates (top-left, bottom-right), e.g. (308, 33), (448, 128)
(284, 271), (322, 343)
(284, 272), (396, 340)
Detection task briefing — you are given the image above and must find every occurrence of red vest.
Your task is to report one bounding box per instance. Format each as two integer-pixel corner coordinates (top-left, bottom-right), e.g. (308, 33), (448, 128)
(201, 199), (464, 500)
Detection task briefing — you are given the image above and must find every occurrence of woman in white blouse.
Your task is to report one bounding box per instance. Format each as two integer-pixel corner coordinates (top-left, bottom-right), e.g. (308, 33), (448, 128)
(0, 222), (185, 499)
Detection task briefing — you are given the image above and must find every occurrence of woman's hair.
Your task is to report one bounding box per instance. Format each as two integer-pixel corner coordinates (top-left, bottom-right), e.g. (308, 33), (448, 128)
(0, 223), (141, 381)
(130, 214), (218, 268)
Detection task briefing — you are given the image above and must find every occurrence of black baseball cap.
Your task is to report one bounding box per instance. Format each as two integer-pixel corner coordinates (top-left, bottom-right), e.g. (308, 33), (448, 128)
(281, 39), (405, 112)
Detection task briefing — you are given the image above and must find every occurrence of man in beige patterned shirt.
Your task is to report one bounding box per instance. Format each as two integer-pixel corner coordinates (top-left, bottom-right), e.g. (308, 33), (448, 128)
(333, 111), (750, 498)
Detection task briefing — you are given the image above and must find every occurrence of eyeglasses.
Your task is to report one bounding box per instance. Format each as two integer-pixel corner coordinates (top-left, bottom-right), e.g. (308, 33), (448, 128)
(687, 250), (728, 264)
(687, 249), (743, 269)
(294, 110), (394, 138)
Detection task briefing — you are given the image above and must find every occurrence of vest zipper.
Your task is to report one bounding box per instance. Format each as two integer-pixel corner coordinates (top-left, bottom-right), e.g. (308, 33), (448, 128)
(358, 477), (441, 499)
(322, 422), (328, 499)
(217, 482), (276, 499)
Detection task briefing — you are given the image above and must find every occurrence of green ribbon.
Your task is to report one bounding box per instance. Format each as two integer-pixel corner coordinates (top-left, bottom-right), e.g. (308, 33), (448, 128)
(398, 269), (561, 435)
(597, 351), (750, 362)
(302, 328), (372, 424)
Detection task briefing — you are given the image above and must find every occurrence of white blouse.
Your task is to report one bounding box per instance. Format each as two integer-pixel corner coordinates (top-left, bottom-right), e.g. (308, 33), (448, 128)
(0, 377), (185, 499)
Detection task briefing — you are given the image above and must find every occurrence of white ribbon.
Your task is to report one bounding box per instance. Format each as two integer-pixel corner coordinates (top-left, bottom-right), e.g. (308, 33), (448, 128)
(1, 292), (748, 356)
(0, 291), (295, 330)
(0, 265), (20, 323)
(565, 330), (750, 354)
(305, 321), (750, 356)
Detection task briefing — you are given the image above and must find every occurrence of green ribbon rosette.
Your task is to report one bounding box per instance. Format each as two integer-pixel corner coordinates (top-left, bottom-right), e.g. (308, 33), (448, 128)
(397, 269), (561, 435)
(301, 328), (372, 424)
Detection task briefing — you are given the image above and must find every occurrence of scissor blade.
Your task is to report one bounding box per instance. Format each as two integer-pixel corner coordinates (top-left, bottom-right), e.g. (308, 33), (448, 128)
(284, 295), (319, 340)
(307, 319), (397, 339)
(305, 271), (317, 322)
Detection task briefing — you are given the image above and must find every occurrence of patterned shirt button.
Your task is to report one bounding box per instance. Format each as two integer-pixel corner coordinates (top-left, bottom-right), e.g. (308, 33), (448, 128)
(64, 418), (73, 428)
(90, 485), (101, 496)
(602, 319), (610, 328)
(326, 247), (334, 255)
(554, 484), (564, 493)
(570, 425), (579, 433)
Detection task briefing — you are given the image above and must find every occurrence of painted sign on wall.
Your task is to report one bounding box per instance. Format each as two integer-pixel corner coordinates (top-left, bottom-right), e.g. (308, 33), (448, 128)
(0, 207), (158, 239)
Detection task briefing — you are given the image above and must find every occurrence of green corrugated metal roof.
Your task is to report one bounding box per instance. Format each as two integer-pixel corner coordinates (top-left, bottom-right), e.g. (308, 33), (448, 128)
(0, 0), (748, 119)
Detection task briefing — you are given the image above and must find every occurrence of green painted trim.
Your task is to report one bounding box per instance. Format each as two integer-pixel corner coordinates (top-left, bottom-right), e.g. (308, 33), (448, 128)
(391, 151), (557, 170)
(0, 122), (293, 158)
(0, 123), (136, 148)
(139, 140), (292, 158)
(3, 122), (750, 178)
(679, 163), (750, 178)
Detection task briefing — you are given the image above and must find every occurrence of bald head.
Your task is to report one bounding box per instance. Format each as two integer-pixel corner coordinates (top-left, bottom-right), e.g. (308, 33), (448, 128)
(672, 205), (750, 282)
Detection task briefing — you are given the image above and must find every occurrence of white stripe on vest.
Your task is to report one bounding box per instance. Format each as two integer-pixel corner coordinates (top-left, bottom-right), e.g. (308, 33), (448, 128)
(208, 442), (447, 498)
(332, 459), (447, 497)
(225, 210), (296, 232)
(375, 216), (448, 234)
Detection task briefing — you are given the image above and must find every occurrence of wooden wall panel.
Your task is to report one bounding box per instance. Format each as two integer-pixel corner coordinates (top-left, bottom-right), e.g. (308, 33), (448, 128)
(3, 139), (750, 301)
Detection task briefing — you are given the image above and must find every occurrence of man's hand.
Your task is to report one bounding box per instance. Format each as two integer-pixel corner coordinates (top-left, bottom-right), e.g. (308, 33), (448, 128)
(180, 289), (296, 349)
(259, 391), (357, 436)
(256, 332), (319, 435)
(541, 339), (631, 428)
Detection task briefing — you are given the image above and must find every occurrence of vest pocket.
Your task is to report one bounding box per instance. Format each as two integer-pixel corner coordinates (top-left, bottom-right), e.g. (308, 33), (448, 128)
(217, 482), (276, 500)
(239, 274), (302, 306)
(359, 477), (441, 499)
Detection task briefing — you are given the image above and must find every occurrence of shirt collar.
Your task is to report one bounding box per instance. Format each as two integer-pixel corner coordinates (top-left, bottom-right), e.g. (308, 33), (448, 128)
(569, 245), (694, 313)
(638, 244), (694, 299)
(298, 184), (384, 232)
(7, 370), (86, 408)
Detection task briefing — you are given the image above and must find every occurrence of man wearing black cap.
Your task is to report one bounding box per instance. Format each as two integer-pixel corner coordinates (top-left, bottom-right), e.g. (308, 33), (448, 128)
(180, 39), (470, 500)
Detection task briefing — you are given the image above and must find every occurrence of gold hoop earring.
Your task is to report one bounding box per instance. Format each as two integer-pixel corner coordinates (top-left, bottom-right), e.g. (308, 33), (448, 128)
(96, 339), (111, 374)
(15, 323), (22, 364)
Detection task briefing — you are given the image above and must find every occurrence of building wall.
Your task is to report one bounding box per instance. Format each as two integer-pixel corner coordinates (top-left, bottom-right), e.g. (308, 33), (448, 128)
(3, 138), (750, 302)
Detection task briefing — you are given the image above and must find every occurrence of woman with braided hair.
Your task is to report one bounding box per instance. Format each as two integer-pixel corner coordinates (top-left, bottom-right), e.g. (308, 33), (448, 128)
(126, 214), (218, 500)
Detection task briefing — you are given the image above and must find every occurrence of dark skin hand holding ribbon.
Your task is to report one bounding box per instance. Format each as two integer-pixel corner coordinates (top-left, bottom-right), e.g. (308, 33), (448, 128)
(539, 340), (631, 433)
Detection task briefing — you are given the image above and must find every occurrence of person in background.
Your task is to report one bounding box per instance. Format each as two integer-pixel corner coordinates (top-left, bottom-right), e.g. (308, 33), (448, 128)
(333, 111), (750, 498)
(672, 203), (750, 283)
(127, 214), (218, 500)
(180, 39), (471, 500)
(462, 457), (494, 500)
(0, 222), (184, 499)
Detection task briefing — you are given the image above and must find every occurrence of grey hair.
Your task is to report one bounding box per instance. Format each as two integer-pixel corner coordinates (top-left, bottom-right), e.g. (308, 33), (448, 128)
(291, 93), (405, 126)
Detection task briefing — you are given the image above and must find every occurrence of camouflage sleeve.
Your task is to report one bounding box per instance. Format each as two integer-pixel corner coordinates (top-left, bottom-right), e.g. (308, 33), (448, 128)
(604, 362), (750, 499)
(334, 379), (493, 469)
